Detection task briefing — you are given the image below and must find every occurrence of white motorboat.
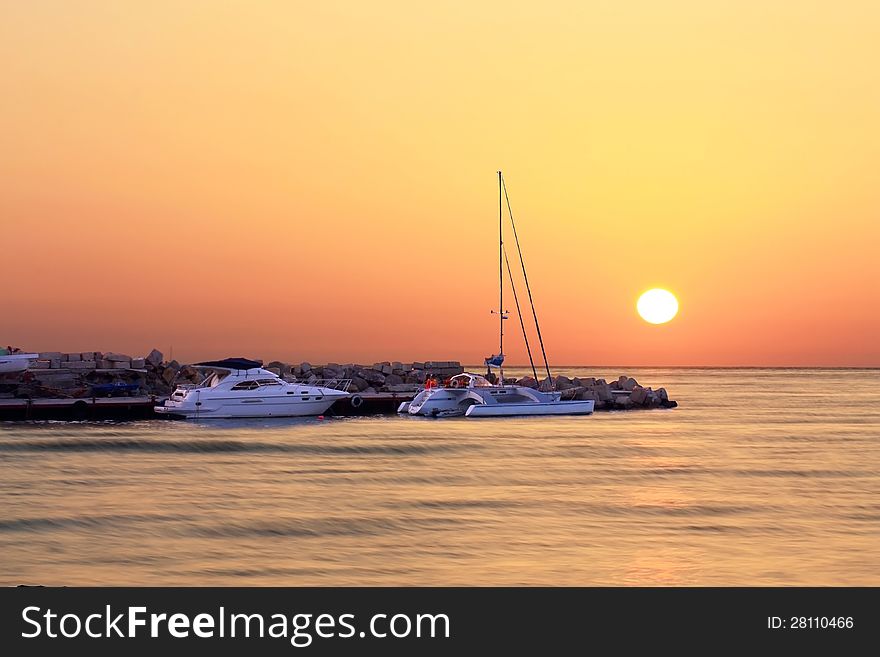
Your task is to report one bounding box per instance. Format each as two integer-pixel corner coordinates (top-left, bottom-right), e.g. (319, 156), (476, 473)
(0, 352), (39, 373)
(400, 373), (595, 417)
(154, 358), (350, 419)
(402, 172), (595, 419)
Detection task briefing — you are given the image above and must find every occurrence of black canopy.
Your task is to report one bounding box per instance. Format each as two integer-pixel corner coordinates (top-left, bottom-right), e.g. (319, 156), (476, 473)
(194, 357), (263, 370)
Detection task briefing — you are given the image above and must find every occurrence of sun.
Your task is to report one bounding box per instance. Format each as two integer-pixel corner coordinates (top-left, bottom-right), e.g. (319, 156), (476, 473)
(637, 289), (679, 324)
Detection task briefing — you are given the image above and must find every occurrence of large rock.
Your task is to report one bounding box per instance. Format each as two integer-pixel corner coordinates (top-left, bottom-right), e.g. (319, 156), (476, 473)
(538, 377), (554, 392)
(373, 362), (393, 375)
(161, 365), (179, 385)
(65, 353), (81, 362)
(630, 386), (649, 405)
(615, 395), (633, 409)
(39, 351), (62, 361)
(518, 376), (538, 389)
(589, 382), (613, 402)
(577, 389), (599, 401)
(104, 352), (131, 363)
(656, 388), (669, 403)
(573, 377), (596, 388)
(430, 365), (464, 378)
(267, 361), (291, 376)
(349, 377), (369, 392)
(323, 364), (345, 379)
(406, 370), (427, 384)
(618, 376), (639, 392)
(358, 369), (386, 386)
(384, 373), (404, 386)
(554, 375), (573, 391)
(80, 352), (96, 362)
(145, 349), (164, 367)
(130, 358), (146, 369)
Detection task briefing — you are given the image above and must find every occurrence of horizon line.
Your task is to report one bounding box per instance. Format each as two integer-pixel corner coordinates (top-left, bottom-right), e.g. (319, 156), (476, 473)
(467, 364), (880, 370)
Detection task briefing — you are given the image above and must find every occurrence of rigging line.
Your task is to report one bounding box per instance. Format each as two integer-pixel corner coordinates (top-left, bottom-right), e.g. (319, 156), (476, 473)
(504, 245), (538, 381)
(501, 174), (553, 384)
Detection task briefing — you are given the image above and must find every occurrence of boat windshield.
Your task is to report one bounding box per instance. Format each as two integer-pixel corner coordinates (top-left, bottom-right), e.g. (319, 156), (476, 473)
(448, 374), (492, 388)
(196, 370), (227, 388)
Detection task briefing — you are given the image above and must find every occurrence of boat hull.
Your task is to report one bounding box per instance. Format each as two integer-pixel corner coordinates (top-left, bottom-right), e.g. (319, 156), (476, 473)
(406, 388), (474, 417)
(154, 394), (345, 419)
(465, 400), (595, 417)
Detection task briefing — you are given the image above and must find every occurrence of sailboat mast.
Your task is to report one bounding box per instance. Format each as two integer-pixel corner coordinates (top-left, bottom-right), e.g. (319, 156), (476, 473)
(498, 170), (504, 379)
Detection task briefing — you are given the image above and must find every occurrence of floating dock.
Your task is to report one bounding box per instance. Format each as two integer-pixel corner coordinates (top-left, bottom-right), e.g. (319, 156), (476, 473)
(0, 396), (163, 421)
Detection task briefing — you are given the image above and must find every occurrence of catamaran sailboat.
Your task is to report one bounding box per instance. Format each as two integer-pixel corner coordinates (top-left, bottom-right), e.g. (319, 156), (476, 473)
(400, 172), (595, 418)
(154, 358), (350, 419)
(402, 372), (593, 417)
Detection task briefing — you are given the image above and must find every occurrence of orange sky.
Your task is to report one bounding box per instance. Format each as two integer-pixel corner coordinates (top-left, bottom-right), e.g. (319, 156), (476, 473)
(2, 1), (878, 366)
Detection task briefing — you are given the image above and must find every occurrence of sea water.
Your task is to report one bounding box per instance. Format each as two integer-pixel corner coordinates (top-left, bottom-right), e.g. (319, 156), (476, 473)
(1, 368), (878, 585)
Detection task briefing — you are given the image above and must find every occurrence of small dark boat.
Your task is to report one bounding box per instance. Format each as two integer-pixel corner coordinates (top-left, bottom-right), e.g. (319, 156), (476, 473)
(90, 382), (141, 397)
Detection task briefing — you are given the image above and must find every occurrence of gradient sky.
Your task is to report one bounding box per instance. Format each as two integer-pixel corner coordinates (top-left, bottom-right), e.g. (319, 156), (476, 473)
(2, 1), (878, 366)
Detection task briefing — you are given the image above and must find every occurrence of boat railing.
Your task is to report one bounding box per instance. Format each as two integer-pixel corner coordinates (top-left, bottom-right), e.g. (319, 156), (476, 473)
(286, 377), (352, 392)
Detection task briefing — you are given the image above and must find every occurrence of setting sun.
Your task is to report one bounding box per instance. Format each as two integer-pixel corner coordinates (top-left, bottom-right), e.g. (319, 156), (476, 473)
(637, 289), (679, 324)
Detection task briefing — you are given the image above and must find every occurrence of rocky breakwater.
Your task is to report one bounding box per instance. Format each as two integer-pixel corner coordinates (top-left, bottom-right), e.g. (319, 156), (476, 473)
(0, 349), (204, 399)
(3, 351), (676, 412)
(0, 352), (466, 400)
(490, 373), (677, 410)
(265, 360), (465, 393)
